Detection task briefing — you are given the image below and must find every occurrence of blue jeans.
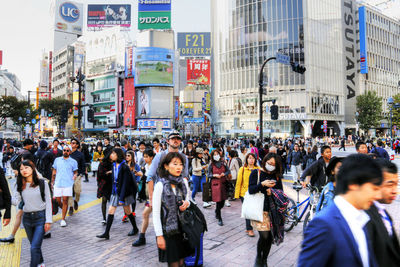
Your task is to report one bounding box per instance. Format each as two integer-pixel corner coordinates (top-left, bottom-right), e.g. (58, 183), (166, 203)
(240, 197), (253, 231)
(23, 210), (45, 267)
(191, 175), (206, 199)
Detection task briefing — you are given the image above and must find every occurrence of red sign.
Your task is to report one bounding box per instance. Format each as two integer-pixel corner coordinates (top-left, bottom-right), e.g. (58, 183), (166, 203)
(0, 50), (2, 65)
(48, 51), (52, 99)
(187, 59), (210, 85)
(124, 78), (136, 127)
(126, 47), (133, 77)
(110, 105), (115, 112)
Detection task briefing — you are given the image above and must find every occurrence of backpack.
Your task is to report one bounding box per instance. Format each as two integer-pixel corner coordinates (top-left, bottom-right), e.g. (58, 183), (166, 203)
(306, 156), (316, 169)
(236, 157), (243, 168)
(10, 153), (22, 170)
(37, 153), (48, 176)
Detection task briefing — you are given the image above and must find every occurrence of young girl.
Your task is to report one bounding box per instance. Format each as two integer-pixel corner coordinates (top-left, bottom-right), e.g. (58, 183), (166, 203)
(153, 152), (192, 267)
(191, 147), (208, 204)
(123, 150), (142, 222)
(16, 160), (52, 267)
(96, 148), (138, 239)
(97, 152), (113, 224)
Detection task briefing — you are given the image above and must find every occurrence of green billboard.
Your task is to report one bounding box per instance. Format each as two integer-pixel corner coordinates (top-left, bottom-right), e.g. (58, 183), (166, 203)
(138, 11), (171, 30)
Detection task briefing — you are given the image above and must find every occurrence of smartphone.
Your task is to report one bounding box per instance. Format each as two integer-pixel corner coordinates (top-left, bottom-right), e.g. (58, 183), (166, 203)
(269, 180), (277, 183)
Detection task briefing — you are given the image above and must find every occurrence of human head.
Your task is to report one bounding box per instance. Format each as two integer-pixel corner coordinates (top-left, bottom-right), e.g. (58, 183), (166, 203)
(53, 139), (59, 149)
(320, 146), (332, 162)
(71, 138), (80, 150)
(356, 141), (368, 154)
(17, 160), (40, 193)
(210, 149), (222, 163)
(167, 132), (182, 150)
(249, 140), (255, 147)
(245, 153), (257, 167)
(195, 147), (204, 158)
(158, 152), (185, 178)
(96, 144), (103, 152)
(62, 145), (72, 158)
(138, 141), (146, 152)
(326, 157), (343, 182)
(23, 139), (34, 150)
(336, 154), (383, 210)
(110, 148), (125, 163)
(187, 141), (193, 149)
(261, 153), (282, 175)
(121, 139), (128, 148)
(152, 138), (160, 148)
(294, 144), (299, 151)
(375, 159), (398, 204)
(104, 137), (110, 146)
(125, 150), (135, 164)
(40, 140), (48, 150)
(228, 150), (236, 159)
(143, 148), (155, 164)
(377, 139), (383, 147)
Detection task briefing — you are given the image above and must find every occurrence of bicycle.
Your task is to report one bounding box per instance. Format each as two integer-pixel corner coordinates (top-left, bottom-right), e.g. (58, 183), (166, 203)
(284, 183), (320, 232)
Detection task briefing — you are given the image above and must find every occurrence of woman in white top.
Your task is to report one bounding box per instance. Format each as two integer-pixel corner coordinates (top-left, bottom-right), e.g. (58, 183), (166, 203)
(152, 152), (192, 266)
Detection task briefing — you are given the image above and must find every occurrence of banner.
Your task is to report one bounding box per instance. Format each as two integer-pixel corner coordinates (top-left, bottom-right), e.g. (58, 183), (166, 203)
(124, 78), (135, 127)
(177, 32), (211, 57)
(187, 59), (211, 85)
(138, 0), (171, 11)
(138, 11), (171, 30)
(87, 4), (131, 29)
(125, 47), (134, 77)
(359, 6), (368, 74)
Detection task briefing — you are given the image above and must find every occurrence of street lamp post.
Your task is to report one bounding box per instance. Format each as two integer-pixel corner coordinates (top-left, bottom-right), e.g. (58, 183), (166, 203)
(388, 97), (394, 149)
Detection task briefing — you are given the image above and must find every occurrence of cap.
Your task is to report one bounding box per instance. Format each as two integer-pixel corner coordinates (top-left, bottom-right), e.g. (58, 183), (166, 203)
(168, 132), (182, 140)
(195, 147), (204, 154)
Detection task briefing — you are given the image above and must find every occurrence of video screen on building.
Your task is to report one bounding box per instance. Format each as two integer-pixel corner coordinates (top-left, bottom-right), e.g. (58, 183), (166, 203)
(135, 61), (173, 86)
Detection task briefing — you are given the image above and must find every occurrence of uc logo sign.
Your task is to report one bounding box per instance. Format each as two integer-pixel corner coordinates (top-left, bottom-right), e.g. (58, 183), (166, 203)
(59, 2), (80, 23)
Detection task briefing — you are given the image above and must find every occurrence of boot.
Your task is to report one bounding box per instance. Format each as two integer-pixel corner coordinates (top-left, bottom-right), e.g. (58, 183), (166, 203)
(96, 214), (114, 239)
(254, 254), (263, 267)
(127, 213), (139, 236)
(132, 233), (146, 247)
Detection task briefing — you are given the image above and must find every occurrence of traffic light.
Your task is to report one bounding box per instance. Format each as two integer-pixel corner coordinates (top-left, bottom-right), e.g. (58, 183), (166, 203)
(61, 109), (68, 123)
(290, 62), (306, 74)
(87, 109), (95, 123)
(270, 104), (279, 120)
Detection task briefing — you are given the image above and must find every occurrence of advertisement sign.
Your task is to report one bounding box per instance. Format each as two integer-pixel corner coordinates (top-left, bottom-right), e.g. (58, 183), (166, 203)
(125, 47), (134, 77)
(124, 78), (135, 127)
(174, 98), (179, 120)
(138, 11), (171, 30)
(54, 0), (83, 35)
(177, 32), (211, 57)
(138, 0), (171, 11)
(187, 59), (210, 85)
(86, 57), (115, 78)
(134, 47), (174, 87)
(87, 5), (131, 30)
(184, 118), (204, 124)
(205, 91), (211, 111)
(48, 51), (52, 98)
(359, 6), (368, 74)
(137, 119), (171, 129)
(137, 88), (150, 117)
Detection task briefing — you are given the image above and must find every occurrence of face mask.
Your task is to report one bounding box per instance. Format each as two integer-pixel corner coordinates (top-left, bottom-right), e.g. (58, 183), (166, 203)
(213, 155), (221, 161)
(265, 163), (275, 172)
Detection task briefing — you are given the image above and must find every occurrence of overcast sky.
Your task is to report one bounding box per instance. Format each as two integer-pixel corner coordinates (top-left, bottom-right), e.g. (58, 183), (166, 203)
(0, 0), (211, 95)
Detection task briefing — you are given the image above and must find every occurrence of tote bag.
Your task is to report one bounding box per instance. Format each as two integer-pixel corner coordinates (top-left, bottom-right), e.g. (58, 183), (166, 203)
(241, 170), (264, 222)
(91, 161), (100, 172)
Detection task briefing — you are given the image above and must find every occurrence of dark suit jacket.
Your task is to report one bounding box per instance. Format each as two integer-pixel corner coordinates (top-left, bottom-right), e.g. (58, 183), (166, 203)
(366, 204), (400, 267)
(112, 163), (137, 203)
(298, 202), (377, 267)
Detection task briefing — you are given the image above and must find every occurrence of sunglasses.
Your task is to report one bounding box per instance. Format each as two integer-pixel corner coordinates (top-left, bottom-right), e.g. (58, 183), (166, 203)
(63, 149), (70, 152)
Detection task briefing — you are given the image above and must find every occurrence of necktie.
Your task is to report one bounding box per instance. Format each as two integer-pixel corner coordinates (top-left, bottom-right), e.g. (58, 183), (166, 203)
(378, 208), (393, 236)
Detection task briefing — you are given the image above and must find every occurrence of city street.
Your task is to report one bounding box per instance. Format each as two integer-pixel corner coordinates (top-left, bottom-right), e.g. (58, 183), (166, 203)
(0, 147), (399, 267)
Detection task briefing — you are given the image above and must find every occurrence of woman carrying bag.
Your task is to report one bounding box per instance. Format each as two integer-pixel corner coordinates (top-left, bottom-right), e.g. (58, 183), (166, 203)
(248, 153), (283, 267)
(92, 144), (104, 177)
(191, 147), (208, 204)
(208, 149), (231, 226)
(97, 152), (113, 225)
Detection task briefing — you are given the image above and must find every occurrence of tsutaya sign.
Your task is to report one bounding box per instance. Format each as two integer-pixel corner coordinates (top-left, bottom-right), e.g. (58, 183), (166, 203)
(342, 0), (359, 126)
(279, 113), (307, 121)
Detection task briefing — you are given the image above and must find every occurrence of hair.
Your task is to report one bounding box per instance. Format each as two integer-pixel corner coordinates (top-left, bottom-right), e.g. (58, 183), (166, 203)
(377, 139), (383, 147)
(96, 144), (103, 152)
(375, 158), (397, 174)
(336, 154), (383, 194)
(158, 152), (185, 178)
(17, 160), (40, 194)
(261, 153), (283, 177)
(143, 148), (155, 158)
(312, 145), (318, 153)
(23, 139), (34, 146)
(240, 146), (246, 153)
(111, 148), (125, 163)
(121, 139), (128, 146)
(138, 141), (146, 147)
(71, 138), (80, 148)
(355, 141), (367, 151)
(228, 150), (236, 158)
(152, 138), (160, 144)
(249, 140), (255, 146)
(104, 137), (110, 142)
(320, 145), (331, 155)
(244, 153), (258, 167)
(125, 150), (136, 170)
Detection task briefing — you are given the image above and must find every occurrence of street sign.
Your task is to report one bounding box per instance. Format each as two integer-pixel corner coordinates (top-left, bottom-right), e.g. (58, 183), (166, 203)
(265, 106), (269, 113)
(323, 120), (327, 124)
(321, 125), (324, 129)
(31, 119), (36, 124)
(275, 52), (290, 65)
(323, 129), (327, 133)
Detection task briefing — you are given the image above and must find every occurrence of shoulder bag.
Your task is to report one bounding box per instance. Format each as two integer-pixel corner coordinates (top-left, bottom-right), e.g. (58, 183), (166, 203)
(241, 170), (264, 222)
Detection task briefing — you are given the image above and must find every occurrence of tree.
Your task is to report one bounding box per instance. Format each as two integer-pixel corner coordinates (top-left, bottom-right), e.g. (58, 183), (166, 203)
(0, 96), (38, 128)
(356, 90), (383, 133)
(39, 97), (73, 132)
(391, 93), (400, 128)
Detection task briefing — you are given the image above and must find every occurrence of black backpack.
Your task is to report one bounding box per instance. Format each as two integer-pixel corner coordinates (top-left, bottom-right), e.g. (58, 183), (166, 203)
(10, 153), (22, 170)
(19, 179), (46, 209)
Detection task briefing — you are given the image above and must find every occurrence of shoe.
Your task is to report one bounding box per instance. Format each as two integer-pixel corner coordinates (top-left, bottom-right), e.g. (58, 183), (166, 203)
(132, 237), (146, 247)
(254, 256), (263, 267)
(0, 236), (15, 243)
(128, 227), (139, 236)
(60, 220), (67, 227)
(44, 232), (51, 239)
(218, 219), (224, 226)
(191, 199), (197, 205)
(83, 179), (89, 182)
(247, 230), (255, 237)
(203, 202), (211, 208)
(101, 220), (106, 225)
(74, 200), (78, 211)
(122, 215), (128, 223)
(210, 201), (216, 205)
(68, 207), (74, 216)
(96, 232), (110, 240)
(225, 201), (231, 207)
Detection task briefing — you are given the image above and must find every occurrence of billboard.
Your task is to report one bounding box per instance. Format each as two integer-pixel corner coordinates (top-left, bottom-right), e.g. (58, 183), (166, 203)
(136, 87), (173, 118)
(54, 0), (83, 35)
(137, 119), (171, 129)
(134, 47), (174, 87)
(138, 11), (171, 30)
(177, 32), (211, 57)
(138, 0), (171, 11)
(124, 78), (135, 127)
(87, 5), (131, 30)
(187, 59), (211, 85)
(137, 88), (150, 117)
(125, 46), (134, 77)
(359, 6), (368, 74)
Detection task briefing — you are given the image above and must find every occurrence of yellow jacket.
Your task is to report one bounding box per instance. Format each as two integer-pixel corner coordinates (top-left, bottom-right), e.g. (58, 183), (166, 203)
(93, 151), (104, 162)
(234, 166), (261, 198)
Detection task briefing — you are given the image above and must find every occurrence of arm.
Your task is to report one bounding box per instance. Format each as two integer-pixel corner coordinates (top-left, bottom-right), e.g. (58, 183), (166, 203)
(191, 158), (202, 172)
(248, 170), (262, 194)
(118, 166), (129, 202)
(0, 169), (11, 220)
(183, 156), (189, 179)
(51, 169), (57, 185)
(44, 180), (53, 224)
(207, 164), (213, 178)
(148, 180), (154, 206)
(234, 167), (244, 199)
(147, 153), (161, 181)
(152, 182), (163, 236)
(224, 163), (231, 176)
(300, 161), (317, 182)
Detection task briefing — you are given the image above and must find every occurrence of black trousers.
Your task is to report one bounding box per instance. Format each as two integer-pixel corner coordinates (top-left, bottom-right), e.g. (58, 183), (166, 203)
(215, 200), (225, 220)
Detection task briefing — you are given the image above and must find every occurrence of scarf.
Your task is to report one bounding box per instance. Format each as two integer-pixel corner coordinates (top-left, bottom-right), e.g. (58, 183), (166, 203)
(268, 189), (290, 245)
(160, 175), (187, 236)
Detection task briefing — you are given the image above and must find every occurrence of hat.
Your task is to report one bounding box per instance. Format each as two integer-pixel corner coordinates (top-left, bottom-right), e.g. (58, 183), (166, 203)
(63, 145), (72, 152)
(326, 157), (344, 176)
(40, 140), (48, 149)
(195, 147), (204, 154)
(168, 132), (182, 140)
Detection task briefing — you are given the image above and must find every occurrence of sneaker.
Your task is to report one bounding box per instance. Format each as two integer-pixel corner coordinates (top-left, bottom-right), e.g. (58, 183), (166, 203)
(101, 220), (106, 225)
(210, 201), (216, 205)
(122, 215), (128, 223)
(203, 202), (211, 208)
(60, 220), (67, 227)
(225, 201), (231, 207)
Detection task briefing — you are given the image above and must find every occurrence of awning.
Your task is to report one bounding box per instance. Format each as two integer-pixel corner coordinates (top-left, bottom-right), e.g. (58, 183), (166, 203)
(82, 128), (108, 132)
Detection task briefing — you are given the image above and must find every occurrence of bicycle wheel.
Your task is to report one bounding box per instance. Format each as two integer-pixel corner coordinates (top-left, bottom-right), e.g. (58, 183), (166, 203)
(303, 211), (311, 232)
(284, 197), (297, 232)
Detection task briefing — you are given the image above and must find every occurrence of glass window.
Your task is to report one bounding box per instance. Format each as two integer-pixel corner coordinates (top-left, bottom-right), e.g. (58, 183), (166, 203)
(277, 0), (282, 20)
(292, 0), (298, 18)
(272, 0), (277, 21)
(298, 0), (303, 17)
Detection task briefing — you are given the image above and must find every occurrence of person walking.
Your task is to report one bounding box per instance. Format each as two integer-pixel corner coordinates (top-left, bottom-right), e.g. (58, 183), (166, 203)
(248, 153), (284, 267)
(0, 168), (11, 231)
(96, 153), (113, 225)
(16, 160), (52, 267)
(208, 149), (231, 226)
(152, 152), (193, 266)
(227, 150), (241, 202)
(123, 150), (142, 222)
(234, 153), (260, 237)
(92, 144), (104, 178)
(191, 147), (209, 206)
(69, 138), (86, 215)
(96, 148), (138, 240)
(287, 144), (303, 184)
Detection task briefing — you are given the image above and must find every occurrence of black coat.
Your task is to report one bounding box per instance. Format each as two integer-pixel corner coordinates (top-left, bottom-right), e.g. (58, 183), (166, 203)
(366, 204), (400, 267)
(0, 168), (11, 219)
(112, 163), (137, 202)
(300, 156), (328, 190)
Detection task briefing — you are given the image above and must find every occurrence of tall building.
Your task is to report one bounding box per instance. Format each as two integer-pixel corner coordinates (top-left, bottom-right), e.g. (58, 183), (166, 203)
(0, 69), (23, 131)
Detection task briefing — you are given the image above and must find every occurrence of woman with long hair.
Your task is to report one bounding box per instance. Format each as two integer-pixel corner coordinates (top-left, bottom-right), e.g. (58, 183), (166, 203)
(153, 152), (192, 266)
(234, 153), (260, 237)
(96, 148), (138, 239)
(208, 149), (231, 226)
(191, 147), (208, 205)
(248, 153), (284, 267)
(16, 160), (52, 267)
(123, 150), (142, 222)
(97, 152), (113, 224)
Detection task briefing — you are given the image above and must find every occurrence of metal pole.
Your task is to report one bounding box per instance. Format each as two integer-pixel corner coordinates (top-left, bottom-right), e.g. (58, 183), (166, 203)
(390, 106), (393, 149)
(78, 80), (82, 131)
(258, 57), (276, 141)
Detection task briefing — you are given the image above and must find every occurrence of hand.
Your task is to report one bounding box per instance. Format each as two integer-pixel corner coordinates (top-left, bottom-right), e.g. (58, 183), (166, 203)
(157, 236), (166, 250)
(44, 223), (51, 232)
(73, 174), (77, 180)
(179, 200), (189, 212)
(266, 189), (272, 195)
(106, 171), (112, 175)
(3, 218), (10, 226)
(301, 181), (308, 188)
(262, 180), (276, 188)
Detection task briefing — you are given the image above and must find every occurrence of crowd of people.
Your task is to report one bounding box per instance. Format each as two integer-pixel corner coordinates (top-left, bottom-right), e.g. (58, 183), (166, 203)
(0, 134), (399, 267)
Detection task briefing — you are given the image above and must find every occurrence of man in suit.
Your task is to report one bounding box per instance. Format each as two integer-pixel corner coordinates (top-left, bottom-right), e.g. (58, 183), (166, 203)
(298, 154), (383, 267)
(366, 159), (400, 267)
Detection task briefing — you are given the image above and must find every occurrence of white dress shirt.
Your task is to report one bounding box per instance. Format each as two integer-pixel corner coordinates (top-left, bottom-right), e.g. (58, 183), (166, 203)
(334, 196), (371, 267)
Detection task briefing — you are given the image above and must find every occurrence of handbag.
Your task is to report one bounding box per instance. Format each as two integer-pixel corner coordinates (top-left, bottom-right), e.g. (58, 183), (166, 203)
(179, 200), (207, 249)
(241, 170), (264, 222)
(225, 180), (235, 198)
(202, 179), (212, 202)
(91, 161), (100, 172)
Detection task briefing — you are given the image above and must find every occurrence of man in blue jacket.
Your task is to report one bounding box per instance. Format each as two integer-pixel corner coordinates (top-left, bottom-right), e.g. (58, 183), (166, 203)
(370, 139), (389, 160)
(298, 154), (383, 267)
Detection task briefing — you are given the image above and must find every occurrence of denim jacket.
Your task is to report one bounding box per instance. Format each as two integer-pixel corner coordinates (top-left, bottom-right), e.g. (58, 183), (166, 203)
(316, 182), (335, 213)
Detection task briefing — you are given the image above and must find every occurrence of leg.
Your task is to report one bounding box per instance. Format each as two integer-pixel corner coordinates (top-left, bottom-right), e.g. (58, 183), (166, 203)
(296, 165), (302, 182)
(101, 196), (107, 221)
(97, 205), (116, 239)
(61, 196), (69, 220)
(74, 175), (82, 203)
(258, 231), (272, 263)
(191, 175), (200, 200)
(240, 198), (253, 231)
(168, 262), (180, 267)
(216, 201), (224, 226)
(124, 205), (138, 236)
(29, 213), (45, 267)
(290, 165), (297, 183)
(133, 205), (151, 246)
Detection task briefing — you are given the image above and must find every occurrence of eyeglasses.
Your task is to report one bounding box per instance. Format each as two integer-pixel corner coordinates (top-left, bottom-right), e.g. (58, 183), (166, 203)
(63, 149), (70, 152)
